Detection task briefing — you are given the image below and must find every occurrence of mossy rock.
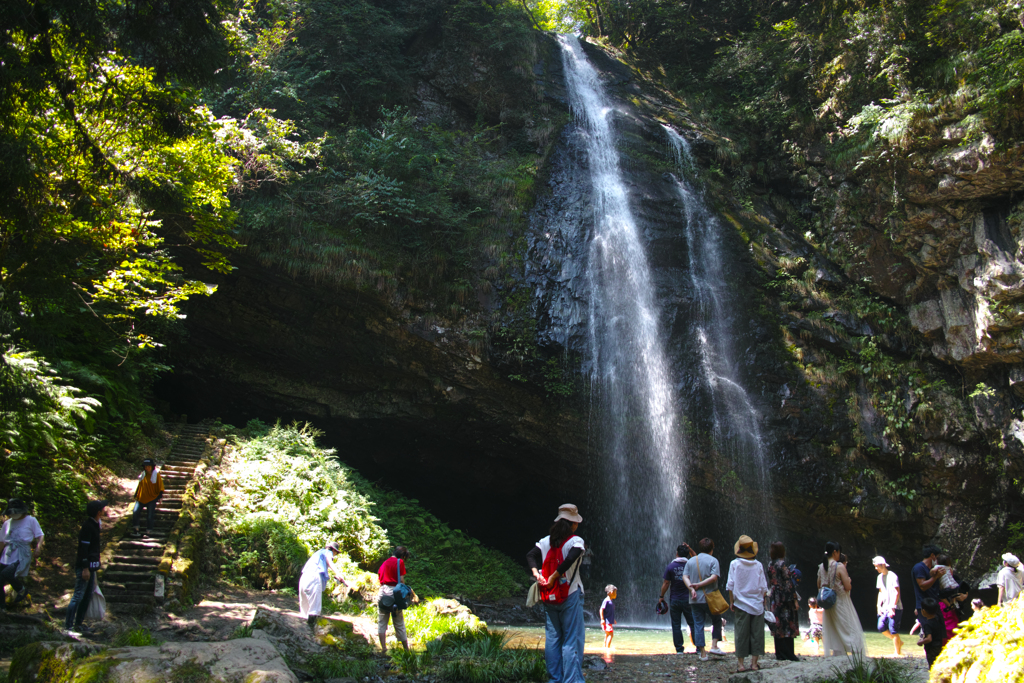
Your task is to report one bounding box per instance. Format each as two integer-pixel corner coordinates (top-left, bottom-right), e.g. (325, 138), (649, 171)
(9, 641), (108, 683)
(931, 598), (1024, 682)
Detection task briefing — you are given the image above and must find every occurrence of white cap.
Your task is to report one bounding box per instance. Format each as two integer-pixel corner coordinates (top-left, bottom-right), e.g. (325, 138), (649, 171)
(871, 556), (889, 567)
(1003, 553), (1021, 567)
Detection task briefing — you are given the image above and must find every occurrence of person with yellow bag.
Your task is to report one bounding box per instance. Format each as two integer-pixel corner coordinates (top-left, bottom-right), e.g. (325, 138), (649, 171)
(683, 537), (727, 661)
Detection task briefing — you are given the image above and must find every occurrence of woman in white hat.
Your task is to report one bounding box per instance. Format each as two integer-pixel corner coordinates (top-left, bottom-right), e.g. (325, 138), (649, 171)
(997, 552), (1023, 605)
(526, 504), (586, 683)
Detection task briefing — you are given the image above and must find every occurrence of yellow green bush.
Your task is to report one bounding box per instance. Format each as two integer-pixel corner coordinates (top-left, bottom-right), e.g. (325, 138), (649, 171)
(931, 598), (1024, 683)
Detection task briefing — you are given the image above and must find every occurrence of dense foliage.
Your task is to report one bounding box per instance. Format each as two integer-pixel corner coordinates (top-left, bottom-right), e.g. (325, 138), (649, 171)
(218, 422), (524, 599)
(932, 598), (1024, 682)
(0, 0), (319, 515)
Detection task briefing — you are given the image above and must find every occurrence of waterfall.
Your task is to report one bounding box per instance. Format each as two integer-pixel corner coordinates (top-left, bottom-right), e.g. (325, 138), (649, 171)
(557, 35), (685, 622)
(663, 125), (774, 548)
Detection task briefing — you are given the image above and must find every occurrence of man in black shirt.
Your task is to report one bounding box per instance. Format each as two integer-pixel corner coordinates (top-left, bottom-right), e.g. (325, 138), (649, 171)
(65, 500), (107, 635)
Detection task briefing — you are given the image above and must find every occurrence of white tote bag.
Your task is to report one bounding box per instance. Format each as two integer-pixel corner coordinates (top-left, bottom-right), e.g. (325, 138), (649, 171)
(84, 582), (106, 620)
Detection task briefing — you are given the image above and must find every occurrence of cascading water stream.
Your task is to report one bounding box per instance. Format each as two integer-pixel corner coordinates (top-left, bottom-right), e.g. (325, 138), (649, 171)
(663, 125), (774, 544)
(557, 35), (685, 622)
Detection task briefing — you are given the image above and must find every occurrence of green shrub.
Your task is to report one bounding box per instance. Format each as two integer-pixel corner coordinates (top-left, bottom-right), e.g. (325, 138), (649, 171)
(222, 516), (308, 589)
(931, 598), (1024, 682)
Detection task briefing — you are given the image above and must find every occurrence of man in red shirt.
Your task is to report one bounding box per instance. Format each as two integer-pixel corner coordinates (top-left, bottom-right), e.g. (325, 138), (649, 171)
(378, 547), (415, 653)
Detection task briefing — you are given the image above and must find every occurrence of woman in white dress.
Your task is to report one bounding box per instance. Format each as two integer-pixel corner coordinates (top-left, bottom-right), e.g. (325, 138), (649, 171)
(817, 541), (866, 656)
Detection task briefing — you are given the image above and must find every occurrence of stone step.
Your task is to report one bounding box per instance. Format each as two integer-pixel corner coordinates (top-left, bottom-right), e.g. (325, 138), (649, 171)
(111, 555), (161, 565)
(105, 564), (160, 574)
(103, 577), (157, 591)
(105, 593), (157, 606)
(117, 541), (165, 553)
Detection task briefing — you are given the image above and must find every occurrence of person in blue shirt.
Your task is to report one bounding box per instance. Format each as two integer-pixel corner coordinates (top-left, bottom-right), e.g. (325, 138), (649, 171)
(299, 541), (344, 628)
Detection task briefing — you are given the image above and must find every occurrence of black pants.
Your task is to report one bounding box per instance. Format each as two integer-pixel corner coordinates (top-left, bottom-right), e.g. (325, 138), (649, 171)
(773, 636), (797, 660)
(0, 562), (24, 603)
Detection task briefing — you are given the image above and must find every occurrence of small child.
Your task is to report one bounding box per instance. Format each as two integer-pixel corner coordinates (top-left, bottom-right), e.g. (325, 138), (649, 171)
(804, 597), (823, 652)
(934, 553), (960, 596)
(971, 598), (984, 613)
(601, 585), (617, 649)
(917, 597), (947, 668)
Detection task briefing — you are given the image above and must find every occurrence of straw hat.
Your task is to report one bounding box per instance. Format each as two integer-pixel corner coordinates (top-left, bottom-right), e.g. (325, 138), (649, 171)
(734, 535), (758, 558)
(554, 504), (583, 524)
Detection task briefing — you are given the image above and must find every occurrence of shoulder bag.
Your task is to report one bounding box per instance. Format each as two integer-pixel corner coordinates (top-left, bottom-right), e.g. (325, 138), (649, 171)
(696, 555), (729, 615)
(816, 561), (838, 610)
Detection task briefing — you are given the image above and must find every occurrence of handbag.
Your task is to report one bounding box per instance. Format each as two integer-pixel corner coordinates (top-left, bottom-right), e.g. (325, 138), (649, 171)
(816, 561), (838, 610)
(695, 555), (729, 615)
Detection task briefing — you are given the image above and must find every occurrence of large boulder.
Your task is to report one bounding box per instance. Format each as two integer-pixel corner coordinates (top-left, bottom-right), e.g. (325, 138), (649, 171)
(9, 638), (296, 683)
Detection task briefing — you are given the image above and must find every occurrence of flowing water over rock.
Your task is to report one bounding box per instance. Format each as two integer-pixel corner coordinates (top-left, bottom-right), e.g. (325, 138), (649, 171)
(664, 126), (774, 545)
(557, 35), (686, 621)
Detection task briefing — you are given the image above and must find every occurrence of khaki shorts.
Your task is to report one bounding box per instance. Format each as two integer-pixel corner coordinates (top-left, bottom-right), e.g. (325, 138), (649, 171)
(378, 584), (407, 642)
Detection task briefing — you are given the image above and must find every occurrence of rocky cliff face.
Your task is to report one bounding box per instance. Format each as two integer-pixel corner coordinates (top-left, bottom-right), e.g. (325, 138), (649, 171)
(163, 30), (1023, 619)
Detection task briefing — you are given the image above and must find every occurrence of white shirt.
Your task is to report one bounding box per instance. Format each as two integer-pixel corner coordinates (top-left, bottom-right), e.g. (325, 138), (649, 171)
(536, 535), (586, 596)
(997, 565), (1024, 602)
(876, 571), (902, 611)
(0, 516), (43, 563)
(725, 558), (767, 615)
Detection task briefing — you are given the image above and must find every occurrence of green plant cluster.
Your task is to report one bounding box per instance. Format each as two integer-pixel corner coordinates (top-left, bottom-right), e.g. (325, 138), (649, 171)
(932, 597), (1024, 682)
(218, 421), (524, 600)
(390, 627), (545, 683)
(812, 653), (916, 683)
(217, 421), (389, 588)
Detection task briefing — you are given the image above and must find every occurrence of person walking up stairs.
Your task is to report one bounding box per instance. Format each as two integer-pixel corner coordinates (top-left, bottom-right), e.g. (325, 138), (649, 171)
(101, 425), (209, 610)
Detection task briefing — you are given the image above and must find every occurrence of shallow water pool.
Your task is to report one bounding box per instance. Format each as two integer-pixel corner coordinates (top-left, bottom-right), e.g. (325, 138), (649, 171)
(496, 624), (924, 659)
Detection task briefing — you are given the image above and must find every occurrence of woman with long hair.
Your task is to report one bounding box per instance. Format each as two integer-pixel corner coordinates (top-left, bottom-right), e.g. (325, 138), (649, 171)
(767, 541), (800, 661)
(816, 541), (866, 656)
(527, 505), (586, 683)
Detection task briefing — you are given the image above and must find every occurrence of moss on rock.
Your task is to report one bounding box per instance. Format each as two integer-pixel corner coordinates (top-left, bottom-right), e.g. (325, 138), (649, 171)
(931, 598), (1024, 683)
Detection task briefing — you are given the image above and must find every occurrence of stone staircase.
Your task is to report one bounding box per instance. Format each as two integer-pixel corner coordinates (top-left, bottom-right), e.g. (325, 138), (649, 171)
(101, 425), (208, 609)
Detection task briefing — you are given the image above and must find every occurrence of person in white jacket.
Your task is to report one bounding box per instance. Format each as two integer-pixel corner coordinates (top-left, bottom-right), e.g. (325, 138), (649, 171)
(299, 541), (344, 628)
(726, 535), (768, 673)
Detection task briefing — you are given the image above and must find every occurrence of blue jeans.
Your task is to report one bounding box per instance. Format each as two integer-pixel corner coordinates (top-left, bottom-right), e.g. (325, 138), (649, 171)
(690, 602), (722, 650)
(670, 599), (695, 652)
(543, 589), (585, 683)
(65, 568), (96, 630)
(132, 499), (157, 531)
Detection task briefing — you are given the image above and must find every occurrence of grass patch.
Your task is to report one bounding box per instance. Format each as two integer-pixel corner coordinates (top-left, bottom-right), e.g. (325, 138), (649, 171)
(303, 653), (384, 680)
(111, 625), (158, 647)
(170, 660), (212, 683)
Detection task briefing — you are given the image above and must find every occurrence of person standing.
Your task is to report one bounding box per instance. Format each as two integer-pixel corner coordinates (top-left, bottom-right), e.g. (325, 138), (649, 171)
(0, 498), (44, 605)
(131, 459), (164, 537)
(683, 537), (725, 661)
(767, 541), (800, 661)
(378, 546), (415, 653)
(912, 544), (947, 626)
(299, 541), (344, 628)
(600, 584), (617, 649)
(873, 556), (903, 655)
(65, 500), (107, 636)
(817, 541), (865, 656)
(527, 504), (586, 683)
(996, 552), (1023, 605)
(659, 543), (696, 653)
(726, 536), (768, 673)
